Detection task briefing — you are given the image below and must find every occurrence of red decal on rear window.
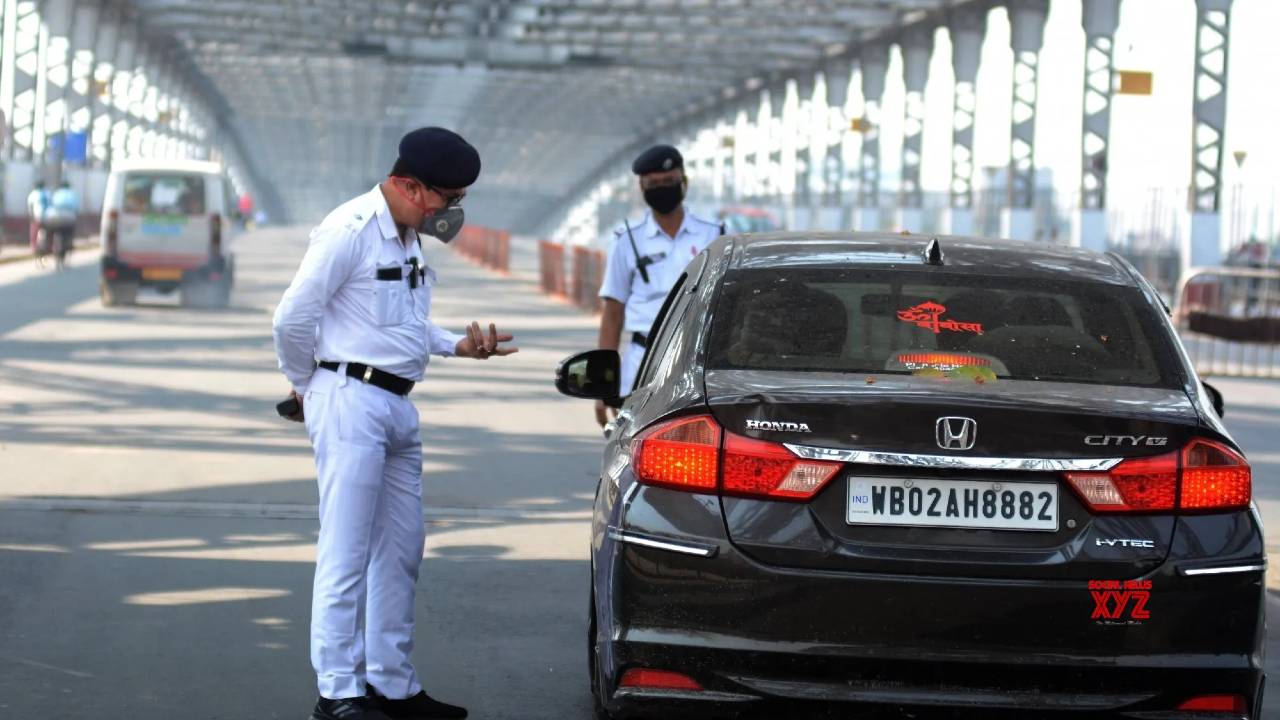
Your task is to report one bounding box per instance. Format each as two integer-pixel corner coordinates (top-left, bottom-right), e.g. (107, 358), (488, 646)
(897, 302), (984, 335)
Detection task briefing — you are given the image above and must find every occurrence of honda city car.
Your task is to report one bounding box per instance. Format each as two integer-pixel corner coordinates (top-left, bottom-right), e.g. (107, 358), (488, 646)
(555, 233), (1266, 719)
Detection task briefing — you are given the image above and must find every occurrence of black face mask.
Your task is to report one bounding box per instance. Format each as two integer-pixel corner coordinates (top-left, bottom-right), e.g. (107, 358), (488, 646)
(643, 184), (684, 215)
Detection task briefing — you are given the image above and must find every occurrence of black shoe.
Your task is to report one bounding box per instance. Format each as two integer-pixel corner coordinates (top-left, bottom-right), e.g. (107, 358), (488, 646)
(368, 685), (468, 720)
(310, 695), (393, 720)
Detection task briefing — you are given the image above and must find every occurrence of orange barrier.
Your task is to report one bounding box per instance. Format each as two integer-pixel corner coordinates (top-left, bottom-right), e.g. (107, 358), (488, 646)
(571, 246), (606, 313)
(538, 240), (567, 297)
(537, 240), (606, 314)
(451, 225), (510, 273)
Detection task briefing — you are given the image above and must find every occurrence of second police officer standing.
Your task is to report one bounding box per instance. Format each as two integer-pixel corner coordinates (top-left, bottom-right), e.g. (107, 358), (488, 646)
(594, 145), (721, 426)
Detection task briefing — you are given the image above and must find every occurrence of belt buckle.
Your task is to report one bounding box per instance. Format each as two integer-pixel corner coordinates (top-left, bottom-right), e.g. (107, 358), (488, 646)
(362, 365), (374, 383)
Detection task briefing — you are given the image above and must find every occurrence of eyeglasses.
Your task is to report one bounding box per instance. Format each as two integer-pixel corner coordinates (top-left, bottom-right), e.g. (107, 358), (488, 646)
(424, 183), (466, 207)
(396, 176), (466, 207)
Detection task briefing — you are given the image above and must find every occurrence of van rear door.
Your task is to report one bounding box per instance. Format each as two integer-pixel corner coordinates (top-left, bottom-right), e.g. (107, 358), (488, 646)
(117, 172), (211, 274)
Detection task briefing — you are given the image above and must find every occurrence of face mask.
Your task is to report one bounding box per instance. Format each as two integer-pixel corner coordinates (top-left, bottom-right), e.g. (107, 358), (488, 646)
(643, 184), (684, 214)
(420, 205), (464, 243)
(389, 178), (466, 243)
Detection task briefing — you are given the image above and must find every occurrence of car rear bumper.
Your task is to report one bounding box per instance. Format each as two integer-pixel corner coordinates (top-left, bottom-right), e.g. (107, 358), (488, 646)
(101, 254), (228, 286)
(598, 540), (1266, 718)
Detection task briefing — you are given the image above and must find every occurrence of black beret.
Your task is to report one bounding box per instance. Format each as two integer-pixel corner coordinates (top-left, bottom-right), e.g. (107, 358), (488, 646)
(397, 127), (481, 189)
(631, 144), (683, 175)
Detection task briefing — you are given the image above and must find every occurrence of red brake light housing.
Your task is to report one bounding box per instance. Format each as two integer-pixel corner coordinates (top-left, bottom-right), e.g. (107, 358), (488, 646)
(619, 668), (703, 691)
(632, 416), (721, 492)
(722, 432), (842, 500)
(1177, 693), (1247, 713)
(1065, 438), (1249, 514)
(632, 415), (841, 501)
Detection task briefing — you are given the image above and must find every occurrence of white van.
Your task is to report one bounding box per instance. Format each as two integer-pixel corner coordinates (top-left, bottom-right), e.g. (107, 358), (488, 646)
(99, 160), (239, 307)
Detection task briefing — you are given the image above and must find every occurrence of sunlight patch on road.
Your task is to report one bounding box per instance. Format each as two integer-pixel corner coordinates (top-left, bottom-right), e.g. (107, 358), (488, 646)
(123, 587), (291, 606)
(0, 542), (69, 553)
(86, 538), (207, 551)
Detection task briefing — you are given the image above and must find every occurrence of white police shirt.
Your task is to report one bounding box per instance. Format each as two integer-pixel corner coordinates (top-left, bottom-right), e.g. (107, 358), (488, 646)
(598, 208), (721, 335)
(273, 185), (464, 395)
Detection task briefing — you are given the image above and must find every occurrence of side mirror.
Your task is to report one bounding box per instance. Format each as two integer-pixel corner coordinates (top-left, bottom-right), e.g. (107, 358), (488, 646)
(1202, 381), (1225, 418)
(556, 350), (622, 405)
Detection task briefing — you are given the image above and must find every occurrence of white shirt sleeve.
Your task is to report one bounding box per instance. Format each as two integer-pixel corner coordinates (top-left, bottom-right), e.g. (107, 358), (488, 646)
(427, 321), (465, 357)
(272, 226), (359, 394)
(598, 234), (634, 303)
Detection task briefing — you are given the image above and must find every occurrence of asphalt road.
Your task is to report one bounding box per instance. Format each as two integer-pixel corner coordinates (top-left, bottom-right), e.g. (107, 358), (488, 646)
(0, 228), (1276, 718)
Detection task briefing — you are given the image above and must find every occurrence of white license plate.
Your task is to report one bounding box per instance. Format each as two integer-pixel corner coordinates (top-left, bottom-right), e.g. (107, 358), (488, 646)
(847, 477), (1058, 531)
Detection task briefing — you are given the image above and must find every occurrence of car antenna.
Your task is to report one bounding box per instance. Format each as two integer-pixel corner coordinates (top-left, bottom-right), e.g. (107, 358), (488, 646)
(923, 237), (945, 266)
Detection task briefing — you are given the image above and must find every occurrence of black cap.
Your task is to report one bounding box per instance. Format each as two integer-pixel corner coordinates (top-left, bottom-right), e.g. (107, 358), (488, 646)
(397, 127), (481, 189)
(631, 144), (683, 175)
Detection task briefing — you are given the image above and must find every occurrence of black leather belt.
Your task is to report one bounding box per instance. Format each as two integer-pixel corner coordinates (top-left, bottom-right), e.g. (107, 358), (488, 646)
(631, 332), (648, 348)
(318, 361), (414, 396)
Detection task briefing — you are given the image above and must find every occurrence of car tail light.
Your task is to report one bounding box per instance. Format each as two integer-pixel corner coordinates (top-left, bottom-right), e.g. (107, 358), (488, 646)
(1065, 438), (1250, 514)
(1065, 452), (1178, 513)
(1176, 694), (1246, 712)
(722, 432), (842, 500)
(632, 415), (843, 501)
(210, 213), (222, 256)
(1180, 439), (1251, 512)
(619, 668), (702, 691)
(106, 210), (118, 256)
(632, 415), (721, 492)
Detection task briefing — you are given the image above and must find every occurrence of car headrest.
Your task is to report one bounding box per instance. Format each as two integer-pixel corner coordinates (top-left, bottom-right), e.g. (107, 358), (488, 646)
(1005, 295), (1073, 328)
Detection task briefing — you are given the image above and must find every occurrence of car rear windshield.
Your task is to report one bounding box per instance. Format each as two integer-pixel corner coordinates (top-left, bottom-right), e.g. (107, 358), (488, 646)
(707, 268), (1183, 388)
(123, 173), (206, 216)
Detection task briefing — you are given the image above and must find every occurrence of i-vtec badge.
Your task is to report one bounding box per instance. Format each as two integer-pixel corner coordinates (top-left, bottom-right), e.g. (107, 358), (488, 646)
(1085, 435), (1168, 447)
(1096, 538), (1156, 549)
(746, 419), (812, 433)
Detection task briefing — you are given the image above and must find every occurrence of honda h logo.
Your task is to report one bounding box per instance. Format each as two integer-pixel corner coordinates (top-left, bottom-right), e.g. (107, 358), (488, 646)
(936, 416), (977, 451)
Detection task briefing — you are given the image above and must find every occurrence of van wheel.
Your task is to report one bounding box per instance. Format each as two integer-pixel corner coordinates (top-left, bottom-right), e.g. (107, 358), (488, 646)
(101, 280), (138, 307)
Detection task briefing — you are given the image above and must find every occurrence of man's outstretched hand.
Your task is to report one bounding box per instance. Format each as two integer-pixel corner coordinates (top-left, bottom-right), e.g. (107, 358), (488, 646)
(456, 322), (518, 360)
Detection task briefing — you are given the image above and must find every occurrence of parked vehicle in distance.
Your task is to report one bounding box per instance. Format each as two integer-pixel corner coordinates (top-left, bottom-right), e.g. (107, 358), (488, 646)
(557, 232), (1264, 719)
(99, 159), (239, 308)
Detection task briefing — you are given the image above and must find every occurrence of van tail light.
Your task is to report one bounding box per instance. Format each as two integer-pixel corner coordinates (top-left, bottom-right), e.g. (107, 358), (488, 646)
(209, 213), (222, 257)
(1065, 438), (1250, 514)
(1176, 694), (1247, 713)
(632, 415), (843, 500)
(619, 668), (702, 691)
(106, 210), (119, 257)
(722, 433), (842, 500)
(633, 416), (720, 492)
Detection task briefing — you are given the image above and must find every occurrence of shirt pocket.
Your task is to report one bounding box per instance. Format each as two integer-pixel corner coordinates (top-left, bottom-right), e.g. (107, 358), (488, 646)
(412, 267), (435, 319)
(374, 276), (411, 327)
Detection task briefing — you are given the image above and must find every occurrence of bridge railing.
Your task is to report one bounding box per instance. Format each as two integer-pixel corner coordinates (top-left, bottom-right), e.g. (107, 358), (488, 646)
(1174, 266), (1280, 378)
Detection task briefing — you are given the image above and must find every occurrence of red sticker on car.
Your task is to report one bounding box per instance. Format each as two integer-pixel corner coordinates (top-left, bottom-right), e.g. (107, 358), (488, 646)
(897, 302), (984, 335)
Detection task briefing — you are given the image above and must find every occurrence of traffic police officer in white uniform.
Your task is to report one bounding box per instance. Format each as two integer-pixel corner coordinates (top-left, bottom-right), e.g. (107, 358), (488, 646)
(594, 144), (721, 426)
(273, 127), (516, 720)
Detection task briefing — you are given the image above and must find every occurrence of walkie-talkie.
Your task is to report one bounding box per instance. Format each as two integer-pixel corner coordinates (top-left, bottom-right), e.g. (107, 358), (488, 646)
(623, 219), (653, 284)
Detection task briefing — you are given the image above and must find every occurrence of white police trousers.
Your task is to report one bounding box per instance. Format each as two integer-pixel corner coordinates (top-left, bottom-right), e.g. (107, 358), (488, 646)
(304, 366), (425, 700)
(620, 339), (645, 395)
